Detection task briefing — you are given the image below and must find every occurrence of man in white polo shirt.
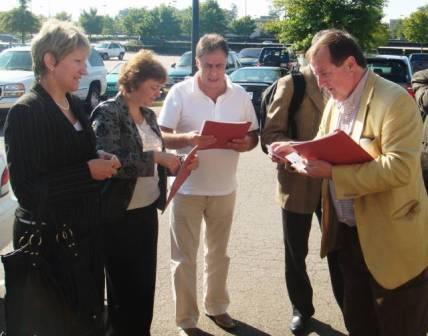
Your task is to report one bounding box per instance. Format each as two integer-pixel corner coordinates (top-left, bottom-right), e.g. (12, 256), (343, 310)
(159, 34), (259, 336)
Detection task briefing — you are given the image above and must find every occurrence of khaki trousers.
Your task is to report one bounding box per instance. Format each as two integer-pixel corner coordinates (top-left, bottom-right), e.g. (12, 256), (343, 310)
(170, 191), (236, 328)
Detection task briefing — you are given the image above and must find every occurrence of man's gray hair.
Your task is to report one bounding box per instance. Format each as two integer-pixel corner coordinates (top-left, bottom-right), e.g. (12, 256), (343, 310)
(196, 34), (229, 59)
(31, 19), (90, 81)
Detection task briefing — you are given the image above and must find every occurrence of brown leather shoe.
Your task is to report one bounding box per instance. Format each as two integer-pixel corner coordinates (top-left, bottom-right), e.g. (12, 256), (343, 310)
(206, 313), (237, 329)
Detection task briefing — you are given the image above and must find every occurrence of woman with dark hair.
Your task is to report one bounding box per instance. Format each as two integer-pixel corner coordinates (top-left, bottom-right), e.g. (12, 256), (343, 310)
(5, 19), (120, 335)
(92, 49), (198, 336)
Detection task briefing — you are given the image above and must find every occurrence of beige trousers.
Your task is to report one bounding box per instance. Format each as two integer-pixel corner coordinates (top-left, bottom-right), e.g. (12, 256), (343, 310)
(170, 191), (236, 328)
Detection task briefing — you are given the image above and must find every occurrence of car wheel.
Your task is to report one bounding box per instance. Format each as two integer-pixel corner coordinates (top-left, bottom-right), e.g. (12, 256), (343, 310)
(102, 53), (109, 60)
(86, 83), (100, 112)
(118, 53), (124, 60)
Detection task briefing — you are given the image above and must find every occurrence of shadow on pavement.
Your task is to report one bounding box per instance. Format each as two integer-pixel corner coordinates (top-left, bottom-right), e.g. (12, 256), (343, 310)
(227, 319), (271, 336)
(296, 318), (346, 336)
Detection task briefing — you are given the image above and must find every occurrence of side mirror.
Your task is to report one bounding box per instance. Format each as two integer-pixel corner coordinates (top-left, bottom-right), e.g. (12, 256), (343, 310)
(171, 63), (176, 68)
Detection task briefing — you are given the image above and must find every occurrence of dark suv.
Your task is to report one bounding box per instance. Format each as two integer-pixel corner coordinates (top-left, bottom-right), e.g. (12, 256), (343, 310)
(409, 53), (428, 73)
(258, 47), (295, 71)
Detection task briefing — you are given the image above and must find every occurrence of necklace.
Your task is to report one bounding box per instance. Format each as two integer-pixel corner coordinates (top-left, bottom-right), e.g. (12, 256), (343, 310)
(55, 99), (70, 111)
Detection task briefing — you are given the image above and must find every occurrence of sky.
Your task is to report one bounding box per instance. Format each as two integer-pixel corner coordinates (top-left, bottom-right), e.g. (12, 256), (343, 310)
(0, 0), (427, 22)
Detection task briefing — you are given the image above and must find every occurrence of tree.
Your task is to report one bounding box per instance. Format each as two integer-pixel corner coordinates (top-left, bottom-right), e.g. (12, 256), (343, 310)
(389, 19), (405, 40)
(102, 15), (119, 35)
(118, 8), (148, 37)
(79, 8), (103, 38)
(403, 9), (428, 47)
(199, 0), (228, 35)
(269, 0), (386, 51)
(0, 0), (40, 43)
(152, 5), (181, 40)
(230, 16), (256, 37)
(176, 1), (229, 38)
(55, 11), (72, 22)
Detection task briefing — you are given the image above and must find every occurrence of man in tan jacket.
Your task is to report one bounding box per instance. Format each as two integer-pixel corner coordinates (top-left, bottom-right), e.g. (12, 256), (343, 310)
(261, 66), (343, 334)
(272, 29), (428, 336)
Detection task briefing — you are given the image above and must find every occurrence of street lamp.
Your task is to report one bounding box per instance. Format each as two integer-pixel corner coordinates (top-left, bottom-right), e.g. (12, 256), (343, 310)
(191, 0), (199, 75)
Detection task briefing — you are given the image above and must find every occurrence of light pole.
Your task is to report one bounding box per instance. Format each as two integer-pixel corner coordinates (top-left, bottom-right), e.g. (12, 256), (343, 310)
(191, 0), (199, 75)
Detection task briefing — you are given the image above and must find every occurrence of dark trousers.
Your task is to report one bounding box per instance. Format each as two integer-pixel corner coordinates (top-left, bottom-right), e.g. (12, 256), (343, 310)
(104, 203), (159, 336)
(339, 223), (428, 336)
(282, 208), (344, 318)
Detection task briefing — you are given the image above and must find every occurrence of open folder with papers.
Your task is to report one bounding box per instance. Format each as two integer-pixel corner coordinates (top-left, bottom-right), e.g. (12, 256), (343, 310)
(199, 120), (251, 150)
(289, 130), (374, 165)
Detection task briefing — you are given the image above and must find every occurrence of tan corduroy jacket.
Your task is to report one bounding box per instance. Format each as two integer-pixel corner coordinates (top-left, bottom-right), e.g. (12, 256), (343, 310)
(319, 71), (428, 289)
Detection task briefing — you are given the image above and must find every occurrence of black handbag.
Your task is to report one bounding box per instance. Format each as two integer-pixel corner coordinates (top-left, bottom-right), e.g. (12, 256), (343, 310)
(1, 220), (103, 336)
(1, 225), (72, 336)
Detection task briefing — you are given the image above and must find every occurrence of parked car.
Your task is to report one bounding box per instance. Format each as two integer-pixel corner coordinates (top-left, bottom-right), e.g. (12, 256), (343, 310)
(166, 50), (241, 88)
(104, 62), (123, 98)
(238, 48), (262, 67)
(257, 46), (296, 71)
(366, 54), (414, 96)
(104, 62), (165, 101)
(94, 41), (125, 60)
(229, 66), (287, 119)
(409, 53), (428, 73)
(0, 46), (107, 123)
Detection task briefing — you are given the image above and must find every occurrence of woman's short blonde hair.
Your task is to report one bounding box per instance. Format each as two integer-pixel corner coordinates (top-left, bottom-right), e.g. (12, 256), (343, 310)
(118, 49), (167, 93)
(31, 19), (90, 80)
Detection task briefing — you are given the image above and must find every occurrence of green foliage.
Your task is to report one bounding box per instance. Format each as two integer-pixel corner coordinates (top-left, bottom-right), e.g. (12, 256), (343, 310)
(389, 19), (405, 40)
(152, 5), (181, 40)
(271, 0), (386, 52)
(101, 16), (118, 35)
(55, 11), (72, 22)
(79, 8), (103, 37)
(229, 16), (257, 36)
(0, 1), (40, 43)
(200, 0), (228, 35)
(403, 9), (428, 45)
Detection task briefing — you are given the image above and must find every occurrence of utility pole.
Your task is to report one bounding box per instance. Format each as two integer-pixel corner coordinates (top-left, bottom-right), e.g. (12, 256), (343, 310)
(191, 0), (199, 75)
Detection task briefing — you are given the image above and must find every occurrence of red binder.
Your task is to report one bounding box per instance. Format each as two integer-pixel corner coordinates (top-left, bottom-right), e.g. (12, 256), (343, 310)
(291, 130), (374, 165)
(162, 147), (198, 213)
(199, 120), (251, 150)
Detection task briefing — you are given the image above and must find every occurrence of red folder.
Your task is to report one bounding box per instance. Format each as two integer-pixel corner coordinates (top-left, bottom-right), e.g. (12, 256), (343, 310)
(162, 147), (198, 213)
(291, 130), (374, 165)
(199, 120), (251, 150)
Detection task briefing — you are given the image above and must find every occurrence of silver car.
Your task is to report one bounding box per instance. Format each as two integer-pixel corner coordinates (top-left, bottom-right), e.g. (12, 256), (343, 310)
(0, 46), (107, 123)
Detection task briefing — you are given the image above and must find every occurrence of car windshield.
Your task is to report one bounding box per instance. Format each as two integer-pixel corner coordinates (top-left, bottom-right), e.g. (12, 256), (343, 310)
(259, 48), (289, 63)
(367, 59), (409, 83)
(177, 52), (192, 67)
(109, 63), (122, 74)
(230, 68), (281, 83)
(0, 50), (32, 71)
(239, 49), (261, 58)
(97, 43), (109, 48)
(412, 61), (428, 73)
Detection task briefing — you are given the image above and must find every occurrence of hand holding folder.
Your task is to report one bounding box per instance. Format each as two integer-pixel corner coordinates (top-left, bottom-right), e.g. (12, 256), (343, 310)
(163, 120), (253, 212)
(198, 120), (251, 150)
(270, 130), (374, 166)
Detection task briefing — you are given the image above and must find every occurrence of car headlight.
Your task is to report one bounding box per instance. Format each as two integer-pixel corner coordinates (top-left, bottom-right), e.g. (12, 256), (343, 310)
(3, 83), (25, 98)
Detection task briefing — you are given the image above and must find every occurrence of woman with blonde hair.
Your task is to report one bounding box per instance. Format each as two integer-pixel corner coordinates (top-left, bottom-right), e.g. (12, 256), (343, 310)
(4, 19), (120, 335)
(92, 49), (198, 335)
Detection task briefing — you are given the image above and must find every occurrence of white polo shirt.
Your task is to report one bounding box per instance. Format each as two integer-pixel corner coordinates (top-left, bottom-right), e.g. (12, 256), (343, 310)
(158, 74), (259, 196)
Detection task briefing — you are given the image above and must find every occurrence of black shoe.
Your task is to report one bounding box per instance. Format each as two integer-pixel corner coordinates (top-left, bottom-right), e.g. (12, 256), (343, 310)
(289, 313), (310, 334)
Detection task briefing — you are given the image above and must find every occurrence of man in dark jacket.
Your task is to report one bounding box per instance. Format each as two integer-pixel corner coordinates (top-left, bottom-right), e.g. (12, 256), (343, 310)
(411, 69), (428, 189)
